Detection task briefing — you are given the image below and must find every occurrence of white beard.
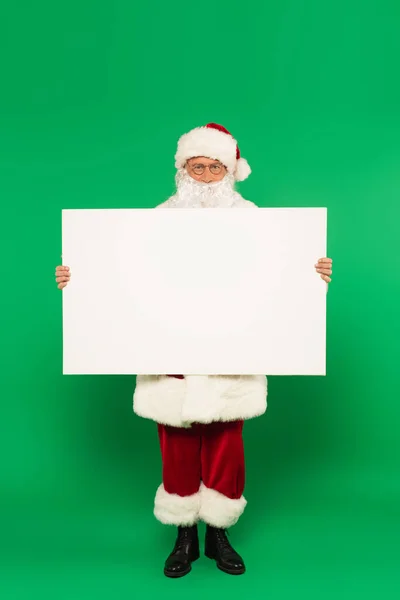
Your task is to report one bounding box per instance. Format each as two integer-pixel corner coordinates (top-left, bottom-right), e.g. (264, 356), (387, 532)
(169, 169), (237, 208)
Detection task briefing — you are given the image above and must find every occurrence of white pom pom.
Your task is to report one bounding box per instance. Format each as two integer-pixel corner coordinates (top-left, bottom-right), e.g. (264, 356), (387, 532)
(234, 157), (251, 181)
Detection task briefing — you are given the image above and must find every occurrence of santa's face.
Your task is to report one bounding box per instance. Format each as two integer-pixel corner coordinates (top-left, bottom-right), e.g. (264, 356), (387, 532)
(185, 156), (227, 183)
(173, 163), (236, 208)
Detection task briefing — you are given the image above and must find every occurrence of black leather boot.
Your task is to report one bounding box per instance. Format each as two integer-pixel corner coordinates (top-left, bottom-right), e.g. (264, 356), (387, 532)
(164, 525), (200, 578)
(205, 525), (245, 575)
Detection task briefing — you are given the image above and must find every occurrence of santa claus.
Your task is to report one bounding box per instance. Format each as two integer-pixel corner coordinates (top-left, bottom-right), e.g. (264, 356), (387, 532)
(55, 122), (333, 578)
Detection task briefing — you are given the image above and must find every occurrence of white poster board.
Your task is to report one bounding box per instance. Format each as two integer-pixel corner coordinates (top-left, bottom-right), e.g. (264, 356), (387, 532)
(62, 208), (327, 375)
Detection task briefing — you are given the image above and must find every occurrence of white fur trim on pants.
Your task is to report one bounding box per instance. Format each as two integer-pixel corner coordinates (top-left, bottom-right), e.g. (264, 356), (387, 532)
(153, 483), (246, 528)
(199, 483), (247, 528)
(154, 484), (201, 526)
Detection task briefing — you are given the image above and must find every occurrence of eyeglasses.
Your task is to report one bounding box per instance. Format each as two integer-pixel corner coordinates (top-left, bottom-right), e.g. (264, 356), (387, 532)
(187, 162), (225, 175)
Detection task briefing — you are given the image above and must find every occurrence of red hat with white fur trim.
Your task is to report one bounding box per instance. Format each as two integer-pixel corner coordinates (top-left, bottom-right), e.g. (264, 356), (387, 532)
(174, 122), (251, 182)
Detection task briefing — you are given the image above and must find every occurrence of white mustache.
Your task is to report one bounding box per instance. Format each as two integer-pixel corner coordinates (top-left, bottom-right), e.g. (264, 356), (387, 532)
(172, 169), (237, 208)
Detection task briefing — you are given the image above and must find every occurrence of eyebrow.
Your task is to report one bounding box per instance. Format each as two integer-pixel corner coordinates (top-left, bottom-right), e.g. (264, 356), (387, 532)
(190, 159), (222, 165)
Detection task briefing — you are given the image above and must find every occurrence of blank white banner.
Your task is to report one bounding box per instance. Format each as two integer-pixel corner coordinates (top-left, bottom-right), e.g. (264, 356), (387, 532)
(62, 208), (327, 375)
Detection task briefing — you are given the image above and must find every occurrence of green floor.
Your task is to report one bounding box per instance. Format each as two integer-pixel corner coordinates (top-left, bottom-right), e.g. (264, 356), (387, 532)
(2, 453), (399, 599)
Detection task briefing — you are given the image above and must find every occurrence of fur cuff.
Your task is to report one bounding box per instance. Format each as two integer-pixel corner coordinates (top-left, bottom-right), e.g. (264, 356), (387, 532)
(154, 484), (200, 526)
(175, 126), (238, 174)
(199, 483), (247, 528)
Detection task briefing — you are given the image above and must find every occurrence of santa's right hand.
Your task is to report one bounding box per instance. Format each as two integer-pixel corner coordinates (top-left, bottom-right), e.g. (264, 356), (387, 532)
(55, 265), (71, 290)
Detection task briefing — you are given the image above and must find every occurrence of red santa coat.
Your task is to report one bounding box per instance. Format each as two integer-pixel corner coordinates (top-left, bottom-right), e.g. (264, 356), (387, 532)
(132, 193), (268, 428)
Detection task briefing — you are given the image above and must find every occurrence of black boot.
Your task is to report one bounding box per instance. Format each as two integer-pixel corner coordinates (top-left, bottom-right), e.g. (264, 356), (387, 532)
(164, 525), (200, 578)
(205, 525), (245, 575)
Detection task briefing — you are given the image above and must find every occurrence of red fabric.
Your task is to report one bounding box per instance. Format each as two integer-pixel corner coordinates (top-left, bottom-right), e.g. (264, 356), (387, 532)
(206, 122), (241, 159)
(157, 421), (245, 499)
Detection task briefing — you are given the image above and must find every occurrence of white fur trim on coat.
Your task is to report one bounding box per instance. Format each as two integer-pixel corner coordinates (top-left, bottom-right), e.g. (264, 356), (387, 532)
(174, 126), (251, 181)
(199, 483), (247, 528)
(154, 484), (201, 526)
(133, 374), (267, 428)
(133, 375), (189, 427)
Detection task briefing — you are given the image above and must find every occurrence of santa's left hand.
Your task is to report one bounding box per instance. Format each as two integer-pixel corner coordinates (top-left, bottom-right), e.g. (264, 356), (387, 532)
(315, 257), (332, 283)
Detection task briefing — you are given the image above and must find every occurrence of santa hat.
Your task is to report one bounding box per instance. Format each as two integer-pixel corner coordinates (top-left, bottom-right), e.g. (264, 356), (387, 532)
(174, 122), (251, 182)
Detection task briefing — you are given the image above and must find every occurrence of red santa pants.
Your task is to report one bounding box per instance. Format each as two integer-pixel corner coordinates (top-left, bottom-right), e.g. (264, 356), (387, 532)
(154, 421), (247, 528)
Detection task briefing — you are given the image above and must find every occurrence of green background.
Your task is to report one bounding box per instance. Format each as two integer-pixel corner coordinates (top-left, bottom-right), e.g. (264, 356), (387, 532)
(1, 0), (399, 598)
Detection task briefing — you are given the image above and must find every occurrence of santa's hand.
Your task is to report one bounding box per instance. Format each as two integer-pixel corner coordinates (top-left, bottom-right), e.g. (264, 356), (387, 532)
(55, 265), (71, 290)
(315, 257), (332, 283)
